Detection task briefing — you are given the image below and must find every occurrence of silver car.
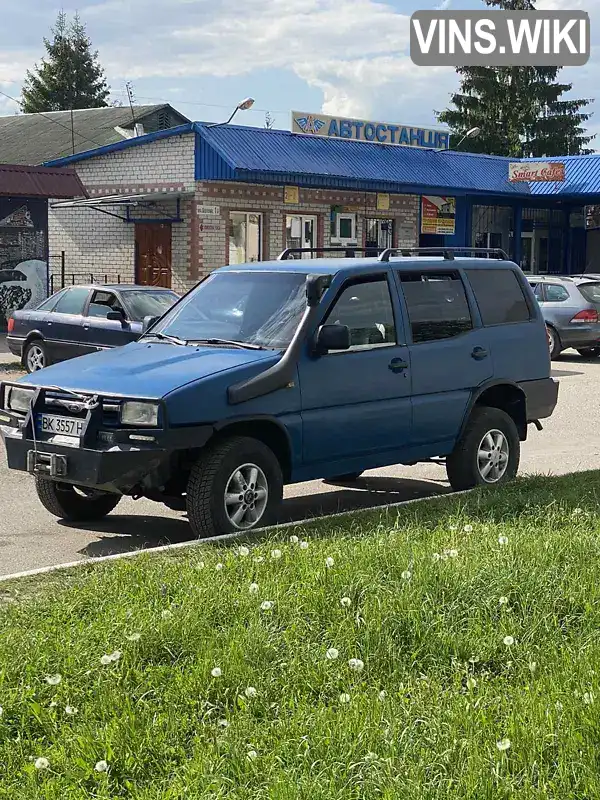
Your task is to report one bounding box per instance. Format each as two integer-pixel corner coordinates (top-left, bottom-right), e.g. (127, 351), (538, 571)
(526, 275), (600, 359)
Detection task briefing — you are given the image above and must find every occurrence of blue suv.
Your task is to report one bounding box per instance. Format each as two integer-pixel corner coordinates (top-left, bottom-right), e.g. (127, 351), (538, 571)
(0, 247), (558, 538)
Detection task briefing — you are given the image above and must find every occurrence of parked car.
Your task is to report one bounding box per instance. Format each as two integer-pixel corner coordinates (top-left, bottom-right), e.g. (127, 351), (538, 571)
(526, 275), (600, 359)
(6, 284), (179, 373)
(0, 269), (27, 284)
(0, 249), (557, 539)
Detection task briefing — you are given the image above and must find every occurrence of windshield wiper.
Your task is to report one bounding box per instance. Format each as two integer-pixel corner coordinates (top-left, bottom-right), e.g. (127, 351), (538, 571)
(144, 332), (189, 346)
(189, 338), (267, 351)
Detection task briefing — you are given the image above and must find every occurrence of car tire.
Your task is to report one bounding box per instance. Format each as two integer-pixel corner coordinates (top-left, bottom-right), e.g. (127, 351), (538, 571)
(446, 407), (520, 492)
(186, 436), (283, 539)
(546, 326), (561, 360)
(577, 347), (600, 358)
(24, 340), (50, 373)
(34, 477), (121, 521)
(327, 472), (364, 482)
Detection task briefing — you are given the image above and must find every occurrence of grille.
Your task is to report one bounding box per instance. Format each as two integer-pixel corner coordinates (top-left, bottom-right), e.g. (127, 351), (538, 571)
(42, 391), (122, 427)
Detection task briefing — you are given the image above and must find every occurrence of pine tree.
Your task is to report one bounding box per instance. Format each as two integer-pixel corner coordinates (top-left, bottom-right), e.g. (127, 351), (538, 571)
(436, 0), (593, 156)
(21, 12), (110, 113)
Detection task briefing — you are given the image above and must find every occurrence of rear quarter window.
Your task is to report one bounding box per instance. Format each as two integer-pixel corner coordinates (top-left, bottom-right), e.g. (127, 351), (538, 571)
(467, 269), (532, 325)
(577, 282), (600, 305)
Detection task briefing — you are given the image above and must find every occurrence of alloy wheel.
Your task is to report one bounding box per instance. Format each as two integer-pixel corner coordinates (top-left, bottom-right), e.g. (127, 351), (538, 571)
(477, 429), (510, 483)
(223, 462), (269, 530)
(26, 344), (45, 372)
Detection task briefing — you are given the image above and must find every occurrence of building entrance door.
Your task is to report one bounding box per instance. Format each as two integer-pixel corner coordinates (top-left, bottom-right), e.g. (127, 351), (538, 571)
(365, 218), (393, 254)
(521, 229), (549, 274)
(286, 215), (316, 256)
(135, 223), (172, 287)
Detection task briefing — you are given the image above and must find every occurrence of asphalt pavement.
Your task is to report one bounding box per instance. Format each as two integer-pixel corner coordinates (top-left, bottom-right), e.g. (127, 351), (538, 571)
(0, 353), (597, 576)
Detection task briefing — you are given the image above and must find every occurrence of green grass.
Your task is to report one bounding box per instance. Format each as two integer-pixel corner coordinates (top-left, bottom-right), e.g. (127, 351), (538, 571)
(2, 472), (600, 799)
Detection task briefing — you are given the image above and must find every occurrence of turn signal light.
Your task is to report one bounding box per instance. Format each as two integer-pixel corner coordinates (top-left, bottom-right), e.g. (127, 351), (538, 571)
(7, 317), (14, 333)
(571, 309), (599, 323)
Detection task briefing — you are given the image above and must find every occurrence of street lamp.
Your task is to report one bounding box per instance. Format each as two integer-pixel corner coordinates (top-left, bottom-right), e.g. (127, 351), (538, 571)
(207, 97), (255, 128)
(454, 126), (481, 149)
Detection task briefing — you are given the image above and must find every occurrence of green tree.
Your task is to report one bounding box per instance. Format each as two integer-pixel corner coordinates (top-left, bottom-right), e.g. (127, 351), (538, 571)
(21, 12), (110, 113)
(436, 0), (593, 156)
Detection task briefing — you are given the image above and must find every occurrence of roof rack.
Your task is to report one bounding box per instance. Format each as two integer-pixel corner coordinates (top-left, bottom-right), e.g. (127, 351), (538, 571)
(378, 247), (509, 262)
(277, 246), (384, 260)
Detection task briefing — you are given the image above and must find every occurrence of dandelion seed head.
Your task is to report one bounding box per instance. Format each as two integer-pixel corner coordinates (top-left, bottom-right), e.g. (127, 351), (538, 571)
(555, 701), (564, 711)
(34, 757), (50, 770)
(584, 692), (595, 705)
(339, 693), (351, 704)
(100, 655), (112, 666)
(64, 706), (78, 715)
(253, 556), (264, 563)
(44, 674), (61, 686)
(299, 541), (309, 550)
(238, 546), (250, 557)
(94, 760), (108, 773)
(464, 524), (473, 533)
(49, 701), (58, 708)
(498, 535), (509, 546)
(449, 525), (458, 532)
(218, 718), (229, 728)
(161, 609), (172, 620)
(271, 549), (282, 560)
(245, 686), (258, 698)
(249, 582), (259, 594)
(340, 597), (352, 608)
(529, 661), (537, 674)
(211, 667), (222, 678)
(247, 749), (258, 761)
(440, 552), (449, 561)
(215, 563), (224, 571)
(348, 658), (365, 672)
(326, 647), (339, 661)
(289, 535), (299, 544)
(449, 549), (459, 558)
(432, 552), (441, 562)
(365, 752), (378, 762)
(401, 570), (412, 580)
(378, 690), (387, 701)
(109, 651), (121, 663)
(260, 600), (274, 611)
(573, 508), (583, 516)
(496, 738), (511, 752)
(126, 633), (141, 642)
(499, 596), (509, 605)
(195, 561), (205, 570)
(503, 635), (515, 647)
(325, 557), (335, 568)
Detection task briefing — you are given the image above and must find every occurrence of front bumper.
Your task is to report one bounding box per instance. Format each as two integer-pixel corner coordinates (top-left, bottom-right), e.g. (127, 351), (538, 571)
(519, 377), (559, 422)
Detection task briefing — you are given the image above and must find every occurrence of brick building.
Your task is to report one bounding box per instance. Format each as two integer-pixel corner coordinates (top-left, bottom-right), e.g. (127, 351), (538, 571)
(44, 120), (600, 288)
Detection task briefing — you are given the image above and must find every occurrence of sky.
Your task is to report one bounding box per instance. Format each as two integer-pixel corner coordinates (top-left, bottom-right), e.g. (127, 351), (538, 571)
(0, 0), (598, 146)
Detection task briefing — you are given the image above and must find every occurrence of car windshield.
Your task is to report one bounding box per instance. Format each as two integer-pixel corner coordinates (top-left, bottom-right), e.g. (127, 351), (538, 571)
(577, 282), (600, 305)
(149, 271), (307, 349)
(121, 290), (178, 321)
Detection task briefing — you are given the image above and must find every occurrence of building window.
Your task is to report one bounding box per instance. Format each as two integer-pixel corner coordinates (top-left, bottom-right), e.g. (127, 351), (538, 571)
(229, 212), (262, 264)
(472, 205), (514, 258)
(286, 215), (316, 257)
(331, 212), (356, 244)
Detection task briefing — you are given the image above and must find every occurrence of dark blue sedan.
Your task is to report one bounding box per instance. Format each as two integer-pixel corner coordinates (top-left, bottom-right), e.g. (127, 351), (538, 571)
(7, 284), (179, 373)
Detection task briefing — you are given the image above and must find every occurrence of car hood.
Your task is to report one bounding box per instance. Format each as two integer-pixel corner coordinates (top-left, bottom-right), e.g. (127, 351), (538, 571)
(17, 340), (277, 398)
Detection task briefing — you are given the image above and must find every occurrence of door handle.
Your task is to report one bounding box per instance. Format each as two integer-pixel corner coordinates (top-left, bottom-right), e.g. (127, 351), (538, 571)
(389, 358), (409, 373)
(471, 346), (488, 360)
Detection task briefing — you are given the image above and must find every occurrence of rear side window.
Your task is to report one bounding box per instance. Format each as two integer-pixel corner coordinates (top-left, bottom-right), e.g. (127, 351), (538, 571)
(399, 271), (473, 343)
(36, 290), (65, 311)
(52, 286), (90, 316)
(577, 282), (600, 304)
(467, 269), (531, 325)
(544, 284), (569, 302)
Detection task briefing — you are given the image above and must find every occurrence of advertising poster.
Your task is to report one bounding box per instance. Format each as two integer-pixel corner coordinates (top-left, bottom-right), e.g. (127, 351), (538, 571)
(421, 196), (456, 235)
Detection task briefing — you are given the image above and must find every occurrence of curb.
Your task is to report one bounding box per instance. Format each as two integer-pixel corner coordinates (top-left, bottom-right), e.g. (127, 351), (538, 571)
(0, 486), (468, 584)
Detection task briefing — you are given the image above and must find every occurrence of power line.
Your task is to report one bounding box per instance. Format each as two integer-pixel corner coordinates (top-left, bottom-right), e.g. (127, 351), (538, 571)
(112, 90), (288, 117)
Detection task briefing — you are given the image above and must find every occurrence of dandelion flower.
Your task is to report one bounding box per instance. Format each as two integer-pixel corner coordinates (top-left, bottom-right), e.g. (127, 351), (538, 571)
(94, 760), (108, 773)
(348, 658), (365, 672)
(290, 535), (299, 544)
(161, 609), (172, 620)
(271, 549), (282, 560)
(339, 693), (351, 704)
(45, 674), (61, 686)
(498, 535), (509, 546)
(401, 570), (412, 580)
(34, 757), (50, 770)
(464, 524), (473, 533)
(64, 706), (78, 715)
(260, 600), (274, 611)
(340, 597), (352, 608)
(249, 582), (259, 594)
(217, 718), (229, 728)
(448, 549), (459, 558)
(215, 563), (224, 571)
(466, 677), (477, 690)
(245, 686), (257, 698)
(326, 648), (340, 661)
(503, 635), (515, 647)
(496, 739), (511, 752)
(126, 633), (141, 642)
(299, 541), (309, 550)
(499, 596), (509, 605)
(378, 690), (387, 701)
(211, 667), (222, 678)
(584, 692), (594, 705)
(238, 546), (250, 557)
(247, 750), (258, 761)
(325, 557), (335, 568)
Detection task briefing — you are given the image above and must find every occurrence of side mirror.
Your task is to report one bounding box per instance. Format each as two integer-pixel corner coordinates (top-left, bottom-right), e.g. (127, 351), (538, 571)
(315, 324), (351, 354)
(106, 309), (126, 324)
(142, 315), (159, 332)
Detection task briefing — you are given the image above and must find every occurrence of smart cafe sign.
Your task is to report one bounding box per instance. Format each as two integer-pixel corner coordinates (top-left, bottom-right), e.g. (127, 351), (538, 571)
(508, 162), (566, 182)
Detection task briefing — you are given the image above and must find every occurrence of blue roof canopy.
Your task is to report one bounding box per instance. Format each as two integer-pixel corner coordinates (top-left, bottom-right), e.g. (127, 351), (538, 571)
(44, 121), (600, 200)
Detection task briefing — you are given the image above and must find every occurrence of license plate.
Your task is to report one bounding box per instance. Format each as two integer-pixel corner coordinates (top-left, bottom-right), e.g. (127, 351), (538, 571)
(38, 414), (84, 437)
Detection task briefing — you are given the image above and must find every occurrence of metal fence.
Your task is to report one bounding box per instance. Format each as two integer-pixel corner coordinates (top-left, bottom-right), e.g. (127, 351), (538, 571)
(48, 252), (134, 295)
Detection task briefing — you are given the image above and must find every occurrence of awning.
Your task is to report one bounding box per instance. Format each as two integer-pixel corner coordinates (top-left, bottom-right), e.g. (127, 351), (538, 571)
(0, 163), (87, 199)
(50, 190), (193, 209)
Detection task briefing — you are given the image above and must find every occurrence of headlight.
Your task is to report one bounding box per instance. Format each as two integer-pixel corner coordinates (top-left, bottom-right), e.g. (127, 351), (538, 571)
(5, 386), (35, 414)
(121, 401), (159, 427)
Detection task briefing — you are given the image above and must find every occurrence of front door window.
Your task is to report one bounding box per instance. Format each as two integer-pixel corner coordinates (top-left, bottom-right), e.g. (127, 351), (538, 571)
(229, 212), (262, 264)
(286, 215), (316, 257)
